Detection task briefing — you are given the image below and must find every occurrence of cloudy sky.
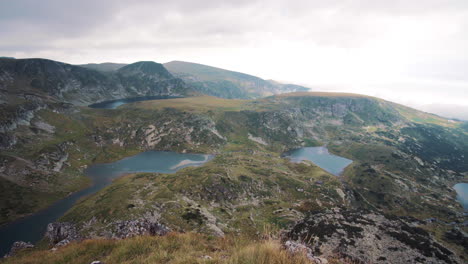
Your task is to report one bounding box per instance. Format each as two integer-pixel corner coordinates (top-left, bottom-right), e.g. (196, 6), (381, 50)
(1, 0), (467, 118)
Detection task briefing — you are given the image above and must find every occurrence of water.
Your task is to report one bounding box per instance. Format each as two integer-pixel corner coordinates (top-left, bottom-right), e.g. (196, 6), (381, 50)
(284, 147), (352, 176)
(0, 151), (212, 256)
(453, 183), (468, 211)
(88, 95), (182, 109)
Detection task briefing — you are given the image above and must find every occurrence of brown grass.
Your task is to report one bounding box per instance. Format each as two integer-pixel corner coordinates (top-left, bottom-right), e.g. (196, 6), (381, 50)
(127, 96), (251, 113)
(2, 233), (317, 264)
(274, 92), (373, 98)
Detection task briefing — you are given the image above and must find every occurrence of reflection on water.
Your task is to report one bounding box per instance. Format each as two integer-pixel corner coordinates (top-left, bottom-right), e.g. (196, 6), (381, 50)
(284, 147), (352, 176)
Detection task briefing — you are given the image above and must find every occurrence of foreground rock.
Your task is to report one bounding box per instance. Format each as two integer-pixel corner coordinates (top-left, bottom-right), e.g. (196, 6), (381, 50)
(3, 241), (34, 258)
(45, 219), (170, 248)
(111, 219), (170, 239)
(45, 222), (81, 247)
(284, 208), (461, 264)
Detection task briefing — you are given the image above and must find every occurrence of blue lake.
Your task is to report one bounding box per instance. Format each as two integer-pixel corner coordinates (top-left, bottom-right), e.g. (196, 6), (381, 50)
(453, 183), (468, 211)
(284, 147), (352, 176)
(0, 151), (212, 256)
(88, 95), (182, 109)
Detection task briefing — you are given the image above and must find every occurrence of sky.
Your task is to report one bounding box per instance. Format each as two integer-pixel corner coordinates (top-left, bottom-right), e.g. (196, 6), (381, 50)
(1, 0), (467, 119)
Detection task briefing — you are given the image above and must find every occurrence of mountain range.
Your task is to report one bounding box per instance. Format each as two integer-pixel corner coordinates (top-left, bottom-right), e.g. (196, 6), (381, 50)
(0, 57), (467, 263)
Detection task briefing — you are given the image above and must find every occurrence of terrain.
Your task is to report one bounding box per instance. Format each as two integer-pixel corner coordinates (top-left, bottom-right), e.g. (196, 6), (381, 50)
(163, 61), (310, 99)
(0, 57), (467, 263)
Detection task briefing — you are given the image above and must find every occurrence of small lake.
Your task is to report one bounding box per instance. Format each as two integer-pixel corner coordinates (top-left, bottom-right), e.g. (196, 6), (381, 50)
(453, 183), (468, 211)
(284, 147), (352, 176)
(0, 151), (212, 256)
(88, 95), (182, 109)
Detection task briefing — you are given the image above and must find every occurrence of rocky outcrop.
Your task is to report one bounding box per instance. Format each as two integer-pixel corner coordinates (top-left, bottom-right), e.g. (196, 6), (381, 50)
(45, 222), (81, 247)
(284, 208), (461, 264)
(3, 241), (34, 258)
(111, 219), (170, 239)
(444, 227), (468, 251)
(45, 219), (170, 247)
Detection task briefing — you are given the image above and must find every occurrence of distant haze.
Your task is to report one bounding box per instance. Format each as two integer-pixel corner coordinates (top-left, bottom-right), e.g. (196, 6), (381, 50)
(1, 0), (467, 118)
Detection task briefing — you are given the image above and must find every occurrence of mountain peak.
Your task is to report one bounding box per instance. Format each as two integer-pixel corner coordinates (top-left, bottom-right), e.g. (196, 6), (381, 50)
(119, 61), (173, 79)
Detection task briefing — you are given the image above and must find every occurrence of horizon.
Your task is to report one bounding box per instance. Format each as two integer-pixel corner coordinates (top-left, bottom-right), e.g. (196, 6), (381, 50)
(1, 0), (468, 119)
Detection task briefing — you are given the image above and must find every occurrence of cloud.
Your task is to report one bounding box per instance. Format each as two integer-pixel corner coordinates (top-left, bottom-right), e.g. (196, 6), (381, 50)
(0, 0), (467, 108)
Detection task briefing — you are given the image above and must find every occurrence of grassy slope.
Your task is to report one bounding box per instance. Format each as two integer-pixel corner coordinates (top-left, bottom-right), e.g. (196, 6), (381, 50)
(2, 233), (324, 264)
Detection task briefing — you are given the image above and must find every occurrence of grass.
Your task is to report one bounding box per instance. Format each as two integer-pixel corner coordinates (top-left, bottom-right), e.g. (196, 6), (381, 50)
(2, 233), (315, 264)
(126, 96), (252, 113)
(59, 149), (342, 236)
(395, 104), (459, 128)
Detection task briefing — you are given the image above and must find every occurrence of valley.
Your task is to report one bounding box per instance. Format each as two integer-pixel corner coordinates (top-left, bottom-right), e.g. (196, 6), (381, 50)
(0, 57), (467, 263)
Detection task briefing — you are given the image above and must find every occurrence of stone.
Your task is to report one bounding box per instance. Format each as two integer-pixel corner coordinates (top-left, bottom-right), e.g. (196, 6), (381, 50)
(284, 208), (461, 264)
(112, 219), (170, 239)
(4, 241), (34, 257)
(45, 222), (81, 246)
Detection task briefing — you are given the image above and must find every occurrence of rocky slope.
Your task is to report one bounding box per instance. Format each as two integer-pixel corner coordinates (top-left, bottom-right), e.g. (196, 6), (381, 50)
(164, 60), (309, 99)
(285, 208), (462, 263)
(1, 73), (467, 263)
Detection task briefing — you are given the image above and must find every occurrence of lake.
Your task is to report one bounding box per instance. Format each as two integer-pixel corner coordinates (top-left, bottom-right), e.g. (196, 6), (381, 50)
(284, 147), (352, 176)
(453, 183), (468, 211)
(88, 95), (182, 109)
(0, 151), (212, 256)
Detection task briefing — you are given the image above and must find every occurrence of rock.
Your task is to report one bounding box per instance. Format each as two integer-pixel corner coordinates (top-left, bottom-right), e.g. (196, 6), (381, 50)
(444, 227), (468, 249)
(284, 208), (461, 264)
(90, 261), (103, 264)
(283, 240), (328, 263)
(4, 241), (34, 257)
(112, 219), (170, 239)
(45, 222), (81, 246)
(283, 240), (314, 260)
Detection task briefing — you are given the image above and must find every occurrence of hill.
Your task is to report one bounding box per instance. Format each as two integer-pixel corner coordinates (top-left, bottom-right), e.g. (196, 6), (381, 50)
(78, 62), (127, 72)
(164, 61), (309, 99)
(1, 59), (467, 262)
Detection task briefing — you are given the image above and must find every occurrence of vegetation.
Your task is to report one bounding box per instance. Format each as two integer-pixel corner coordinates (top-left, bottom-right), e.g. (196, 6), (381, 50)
(2, 231), (358, 264)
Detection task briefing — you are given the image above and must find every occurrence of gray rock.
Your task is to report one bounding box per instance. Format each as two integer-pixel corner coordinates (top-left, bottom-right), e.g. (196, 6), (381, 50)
(4, 241), (34, 257)
(285, 208), (461, 264)
(45, 222), (81, 246)
(112, 219), (170, 239)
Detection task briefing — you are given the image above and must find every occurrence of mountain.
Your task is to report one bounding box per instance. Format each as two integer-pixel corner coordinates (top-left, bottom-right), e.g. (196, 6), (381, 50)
(1, 58), (467, 262)
(164, 60), (309, 99)
(78, 62), (127, 72)
(0, 58), (193, 106)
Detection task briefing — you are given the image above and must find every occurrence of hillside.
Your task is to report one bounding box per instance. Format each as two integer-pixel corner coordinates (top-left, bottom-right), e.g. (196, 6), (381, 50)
(164, 61), (309, 99)
(1, 91), (467, 262)
(1, 66), (467, 263)
(77, 63), (127, 72)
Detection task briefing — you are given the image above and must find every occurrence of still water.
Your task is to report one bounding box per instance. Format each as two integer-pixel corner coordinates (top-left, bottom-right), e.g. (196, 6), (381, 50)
(0, 151), (212, 256)
(284, 147), (352, 176)
(453, 183), (468, 211)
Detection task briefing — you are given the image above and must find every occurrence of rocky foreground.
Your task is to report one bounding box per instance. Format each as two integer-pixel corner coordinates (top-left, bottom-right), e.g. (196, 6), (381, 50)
(284, 208), (466, 264)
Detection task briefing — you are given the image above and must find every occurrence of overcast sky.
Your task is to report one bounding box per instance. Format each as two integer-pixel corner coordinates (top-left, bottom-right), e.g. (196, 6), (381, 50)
(1, 0), (467, 118)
